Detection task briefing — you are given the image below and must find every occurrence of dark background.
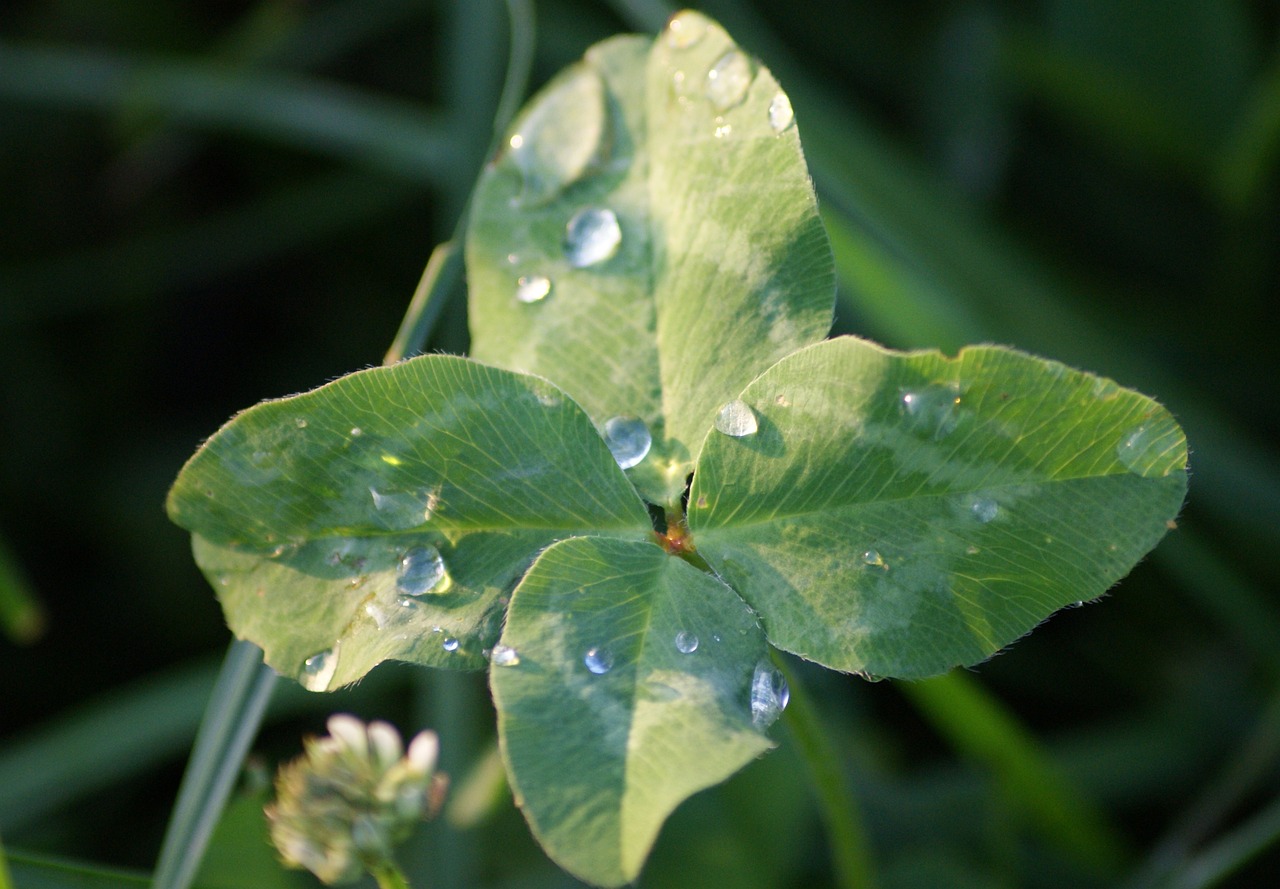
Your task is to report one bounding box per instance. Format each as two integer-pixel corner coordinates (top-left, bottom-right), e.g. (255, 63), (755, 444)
(2, 1), (1278, 887)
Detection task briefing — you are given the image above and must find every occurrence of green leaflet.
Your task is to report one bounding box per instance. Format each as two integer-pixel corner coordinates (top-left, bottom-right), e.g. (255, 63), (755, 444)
(466, 10), (833, 507)
(491, 536), (773, 887)
(167, 355), (650, 683)
(690, 337), (1188, 678)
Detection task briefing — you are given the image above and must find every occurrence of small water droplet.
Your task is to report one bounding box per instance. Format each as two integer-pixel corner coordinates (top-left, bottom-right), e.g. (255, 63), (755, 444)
(715, 399), (758, 436)
(603, 416), (651, 469)
(966, 545), (981, 555)
(364, 602), (389, 630)
(564, 207), (622, 268)
(491, 645), (520, 667)
(441, 637), (459, 653)
(712, 633), (722, 643)
(584, 647), (614, 674)
(665, 10), (706, 48)
(301, 647), (338, 692)
(396, 545), (449, 596)
(294, 417), (308, 429)
(863, 549), (888, 570)
(675, 631), (699, 654)
(768, 92), (794, 132)
(506, 252), (519, 265)
(971, 497), (999, 523)
(706, 50), (753, 110)
(515, 274), (551, 304)
(750, 661), (789, 729)
(900, 383), (962, 440)
(713, 120), (733, 139)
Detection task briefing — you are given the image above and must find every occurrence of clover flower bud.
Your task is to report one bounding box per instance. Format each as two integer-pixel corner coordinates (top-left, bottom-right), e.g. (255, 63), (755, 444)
(267, 714), (446, 885)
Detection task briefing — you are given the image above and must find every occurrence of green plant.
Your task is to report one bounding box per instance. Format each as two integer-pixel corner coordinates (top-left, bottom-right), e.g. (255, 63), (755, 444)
(165, 11), (1186, 888)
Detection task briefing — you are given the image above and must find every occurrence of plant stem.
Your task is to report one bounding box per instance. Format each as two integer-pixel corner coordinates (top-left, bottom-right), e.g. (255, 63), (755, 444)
(370, 860), (414, 889)
(776, 657), (877, 889)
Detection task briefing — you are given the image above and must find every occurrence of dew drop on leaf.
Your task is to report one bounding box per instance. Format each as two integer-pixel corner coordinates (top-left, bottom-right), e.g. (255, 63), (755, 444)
(899, 384), (962, 440)
(862, 549), (888, 570)
(603, 416), (651, 469)
(301, 647), (338, 692)
(674, 631), (699, 654)
(768, 92), (794, 132)
(350, 426), (362, 437)
(491, 645), (520, 667)
(584, 647), (614, 674)
(713, 120), (732, 139)
(1116, 423), (1169, 475)
(515, 274), (552, 304)
(442, 637), (460, 652)
(714, 399), (758, 436)
(395, 545), (449, 596)
(664, 10), (706, 48)
(507, 66), (606, 205)
(750, 661), (789, 729)
(705, 50), (753, 110)
(564, 207), (621, 267)
(294, 417), (308, 429)
(971, 497), (999, 523)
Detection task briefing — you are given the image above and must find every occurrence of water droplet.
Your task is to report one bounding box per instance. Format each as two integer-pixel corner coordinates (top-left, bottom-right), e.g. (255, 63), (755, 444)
(966, 545), (981, 555)
(713, 120), (733, 139)
(603, 416), (651, 469)
(371, 487), (438, 531)
(768, 92), (794, 132)
(491, 645), (520, 667)
(863, 549), (888, 570)
(442, 637), (460, 652)
(971, 497), (999, 523)
(364, 602), (389, 630)
(350, 426), (363, 437)
(665, 10), (706, 48)
(395, 545), (449, 596)
(294, 417), (308, 429)
(507, 66), (606, 204)
(584, 647), (614, 674)
(706, 50), (753, 110)
(301, 647), (338, 692)
(675, 631), (699, 654)
(900, 383), (962, 440)
(515, 274), (551, 304)
(750, 661), (789, 729)
(715, 399), (758, 436)
(1116, 423), (1169, 475)
(564, 207), (622, 268)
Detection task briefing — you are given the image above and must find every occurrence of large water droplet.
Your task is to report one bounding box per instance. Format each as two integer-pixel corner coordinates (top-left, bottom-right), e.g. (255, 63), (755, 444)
(750, 661), (789, 728)
(715, 399), (758, 436)
(603, 416), (651, 469)
(301, 647), (338, 692)
(564, 207), (622, 268)
(584, 647), (614, 674)
(705, 50), (753, 110)
(507, 66), (606, 205)
(675, 631), (699, 654)
(491, 645), (520, 667)
(863, 549), (888, 570)
(370, 486), (438, 531)
(396, 545), (449, 596)
(1116, 423), (1168, 475)
(664, 10), (706, 48)
(971, 497), (999, 523)
(900, 383), (963, 440)
(515, 274), (551, 304)
(768, 92), (795, 132)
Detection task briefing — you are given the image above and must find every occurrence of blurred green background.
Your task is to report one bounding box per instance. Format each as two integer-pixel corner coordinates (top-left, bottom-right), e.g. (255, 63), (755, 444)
(2, 1), (1279, 887)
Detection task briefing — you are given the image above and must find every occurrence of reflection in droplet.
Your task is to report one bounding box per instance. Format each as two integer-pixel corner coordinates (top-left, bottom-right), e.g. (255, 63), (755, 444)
(750, 661), (790, 728)
(301, 647), (338, 692)
(603, 416), (651, 469)
(706, 50), (753, 110)
(863, 550), (888, 570)
(675, 631), (699, 654)
(515, 274), (551, 304)
(768, 92), (795, 132)
(491, 645), (520, 667)
(395, 545), (449, 596)
(665, 10), (706, 48)
(715, 399), (758, 437)
(564, 207), (622, 268)
(971, 498), (999, 523)
(584, 647), (614, 674)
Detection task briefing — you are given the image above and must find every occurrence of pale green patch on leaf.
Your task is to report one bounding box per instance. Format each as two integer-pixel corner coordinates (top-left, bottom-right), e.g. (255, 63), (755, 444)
(689, 337), (1189, 678)
(167, 355), (650, 686)
(467, 10), (833, 507)
(491, 536), (773, 887)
